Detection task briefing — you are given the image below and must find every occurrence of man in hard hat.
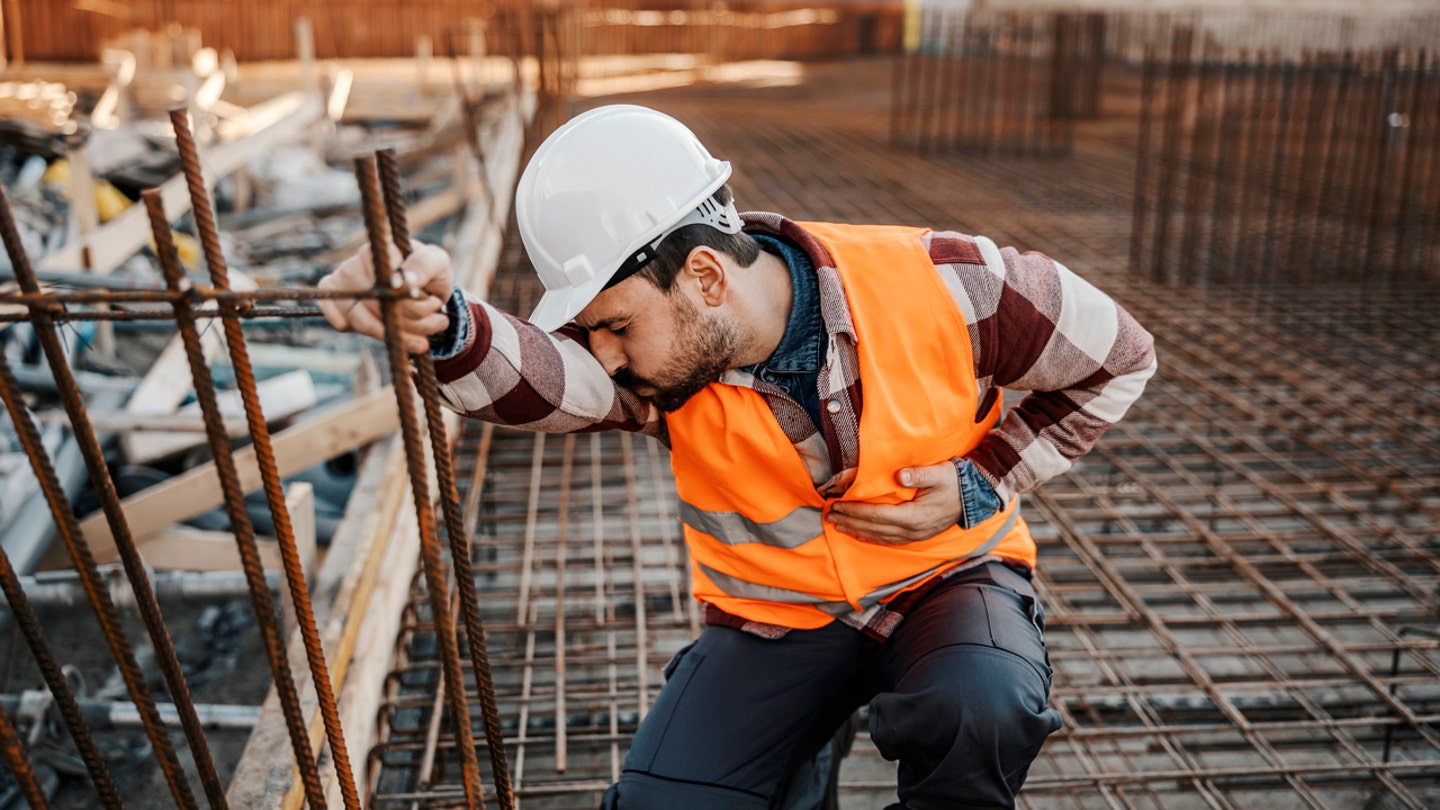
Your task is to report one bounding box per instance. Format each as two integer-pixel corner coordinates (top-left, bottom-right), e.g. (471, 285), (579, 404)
(320, 104), (1156, 809)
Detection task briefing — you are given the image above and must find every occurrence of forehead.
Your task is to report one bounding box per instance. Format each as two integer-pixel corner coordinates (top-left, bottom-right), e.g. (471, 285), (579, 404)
(574, 275), (667, 328)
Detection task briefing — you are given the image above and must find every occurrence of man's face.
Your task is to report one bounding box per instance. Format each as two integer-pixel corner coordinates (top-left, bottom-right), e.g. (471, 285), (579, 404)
(575, 275), (738, 412)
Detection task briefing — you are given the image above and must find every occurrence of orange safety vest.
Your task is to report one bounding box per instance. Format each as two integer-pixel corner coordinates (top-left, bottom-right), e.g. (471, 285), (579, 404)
(666, 221), (1037, 630)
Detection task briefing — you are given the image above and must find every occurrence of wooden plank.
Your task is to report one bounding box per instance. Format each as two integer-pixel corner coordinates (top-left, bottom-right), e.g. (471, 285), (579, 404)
(40, 91), (323, 274)
(68, 386), (399, 564)
(131, 526), (283, 572)
(226, 434), (411, 809)
(120, 269), (257, 462)
(125, 369), (318, 465)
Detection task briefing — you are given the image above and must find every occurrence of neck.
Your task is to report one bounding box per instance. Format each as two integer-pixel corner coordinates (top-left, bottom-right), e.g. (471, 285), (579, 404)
(730, 249), (793, 368)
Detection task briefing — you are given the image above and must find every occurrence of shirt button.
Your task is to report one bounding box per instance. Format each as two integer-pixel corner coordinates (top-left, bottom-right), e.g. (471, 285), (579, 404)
(826, 399), (842, 414)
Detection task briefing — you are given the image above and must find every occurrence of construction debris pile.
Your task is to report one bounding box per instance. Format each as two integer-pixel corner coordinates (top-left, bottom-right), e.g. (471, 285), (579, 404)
(0, 21), (527, 807)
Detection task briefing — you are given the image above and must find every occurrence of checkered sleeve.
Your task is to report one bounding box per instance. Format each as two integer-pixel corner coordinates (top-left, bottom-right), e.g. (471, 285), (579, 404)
(432, 290), (663, 436)
(926, 232), (1157, 503)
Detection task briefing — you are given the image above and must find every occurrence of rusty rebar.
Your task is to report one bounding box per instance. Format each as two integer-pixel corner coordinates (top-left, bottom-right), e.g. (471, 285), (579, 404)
(0, 700), (49, 809)
(377, 146), (515, 809)
(1133, 43), (1438, 285)
(168, 107), (362, 810)
(354, 153), (486, 809)
(0, 183), (205, 810)
(0, 491), (121, 809)
(140, 189), (328, 810)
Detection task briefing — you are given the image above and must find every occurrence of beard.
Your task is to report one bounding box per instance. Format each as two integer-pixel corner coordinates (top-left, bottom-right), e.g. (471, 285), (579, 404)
(612, 295), (739, 412)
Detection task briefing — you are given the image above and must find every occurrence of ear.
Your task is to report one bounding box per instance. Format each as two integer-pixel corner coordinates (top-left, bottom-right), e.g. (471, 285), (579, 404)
(682, 246), (728, 307)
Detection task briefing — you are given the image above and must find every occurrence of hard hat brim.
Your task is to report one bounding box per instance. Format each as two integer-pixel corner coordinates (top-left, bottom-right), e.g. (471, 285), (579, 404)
(527, 267), (613, 332)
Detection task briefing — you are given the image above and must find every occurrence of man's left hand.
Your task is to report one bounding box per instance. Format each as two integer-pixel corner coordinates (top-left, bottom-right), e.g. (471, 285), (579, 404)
(827, 461), (961, 545)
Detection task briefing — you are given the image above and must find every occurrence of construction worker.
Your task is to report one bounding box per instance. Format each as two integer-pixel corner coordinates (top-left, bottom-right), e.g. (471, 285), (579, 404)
(319, 105), (1156, 809)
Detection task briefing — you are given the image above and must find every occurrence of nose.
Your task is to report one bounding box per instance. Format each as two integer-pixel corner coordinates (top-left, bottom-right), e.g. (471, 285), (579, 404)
(588, 329), (626, 376)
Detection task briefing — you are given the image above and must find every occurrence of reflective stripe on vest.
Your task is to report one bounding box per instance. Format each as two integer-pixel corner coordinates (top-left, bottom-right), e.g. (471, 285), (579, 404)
(667, 221), (1038, 630)
(677, 499), (823, 549)
(693, 508), (1019, 615)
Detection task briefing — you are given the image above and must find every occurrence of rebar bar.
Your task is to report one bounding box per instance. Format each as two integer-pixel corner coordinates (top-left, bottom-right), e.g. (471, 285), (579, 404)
(0, 182), (210, 810)
(377, 145), (515, 810)
(0, 701), (49, 810)
(354, 153), (486, 809)
(168, 106), (361, 810)
(0, 522), (121, 809)
(140, 189), (327, 810)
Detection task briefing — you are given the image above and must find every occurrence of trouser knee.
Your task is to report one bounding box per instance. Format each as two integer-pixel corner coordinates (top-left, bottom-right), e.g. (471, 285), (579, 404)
(870, 646), (1061, 809)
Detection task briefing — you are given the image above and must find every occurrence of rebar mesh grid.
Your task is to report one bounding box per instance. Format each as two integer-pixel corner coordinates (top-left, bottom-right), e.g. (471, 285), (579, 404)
(366, 58), (1438, 808)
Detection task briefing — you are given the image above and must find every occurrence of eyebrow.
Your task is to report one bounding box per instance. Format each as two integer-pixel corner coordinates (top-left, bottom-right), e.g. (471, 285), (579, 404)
(581, 316), (627, 332)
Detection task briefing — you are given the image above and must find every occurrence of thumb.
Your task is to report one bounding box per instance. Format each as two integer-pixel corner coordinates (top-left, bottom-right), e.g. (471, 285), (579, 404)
(896, 462), (949, 489)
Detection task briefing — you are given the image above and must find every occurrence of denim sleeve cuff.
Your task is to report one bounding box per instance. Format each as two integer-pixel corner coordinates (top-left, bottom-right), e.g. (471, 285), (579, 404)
(953, 457), (1004, 529)
(428, 287), (471, 361)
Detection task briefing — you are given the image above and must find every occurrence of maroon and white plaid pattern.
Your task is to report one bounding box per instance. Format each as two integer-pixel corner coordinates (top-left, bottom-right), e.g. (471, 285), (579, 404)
(435, 213), (1156, 638)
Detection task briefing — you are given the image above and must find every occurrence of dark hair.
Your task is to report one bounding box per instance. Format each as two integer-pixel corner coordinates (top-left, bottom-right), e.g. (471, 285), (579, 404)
(636, 185), (760, 292)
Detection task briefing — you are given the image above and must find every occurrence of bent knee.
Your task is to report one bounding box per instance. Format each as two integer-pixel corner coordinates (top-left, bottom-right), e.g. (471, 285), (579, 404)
(870, 645), (1060, 764)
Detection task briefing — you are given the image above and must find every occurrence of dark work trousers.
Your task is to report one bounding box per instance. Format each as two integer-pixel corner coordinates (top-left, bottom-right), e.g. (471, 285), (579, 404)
(598, 561), (1063, 810)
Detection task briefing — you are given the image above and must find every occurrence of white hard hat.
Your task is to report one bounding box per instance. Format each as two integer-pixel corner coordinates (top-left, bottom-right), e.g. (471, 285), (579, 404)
(516, 105), (742, 331)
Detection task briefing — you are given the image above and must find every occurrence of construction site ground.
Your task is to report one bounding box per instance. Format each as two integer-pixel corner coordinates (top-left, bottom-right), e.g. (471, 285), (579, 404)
(366, 56), (1440, 809)
(6, 52), (1436, 809)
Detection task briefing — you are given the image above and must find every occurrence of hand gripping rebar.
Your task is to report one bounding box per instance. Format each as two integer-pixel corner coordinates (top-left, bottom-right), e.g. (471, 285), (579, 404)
(377, 145), (515, 810)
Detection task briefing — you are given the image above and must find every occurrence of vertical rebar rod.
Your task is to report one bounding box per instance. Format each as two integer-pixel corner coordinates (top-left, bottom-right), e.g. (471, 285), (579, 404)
(0, 700), (48, 810)
(376, 145), (515, 810)
(1129, 45), (1156, 275)
(589, 433), (605, 626)
(353, 153), (486, 809)
(620, 433), (652, 715)
(139, 189), (328, 810)
(0, 498), (121, 809)
(1362, 51), (1400, 280)
(1205, 56), (1239, 278)
(1178, 42), (1219, 281)
(1259, 60), (1296, 277)
(1150, 26), (1193, 283)
(166, 108), (361, 810)
(1389, 53), (1425, 279)
(0, 184), (202, 810)
(553, 433), (575, 773)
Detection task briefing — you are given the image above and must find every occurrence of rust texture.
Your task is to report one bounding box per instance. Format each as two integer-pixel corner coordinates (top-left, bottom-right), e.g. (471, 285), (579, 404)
(168, 107), (362, 810)
(141, 189), (328, 809)
(354, 154), (487, 808)
(377, 146), (516, 810)
(1131, 43), (1439, 285)
(0, 183), (207, 810)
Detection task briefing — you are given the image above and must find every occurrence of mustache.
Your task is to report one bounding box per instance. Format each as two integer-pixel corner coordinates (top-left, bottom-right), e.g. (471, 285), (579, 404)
(611, 367), (653, 391)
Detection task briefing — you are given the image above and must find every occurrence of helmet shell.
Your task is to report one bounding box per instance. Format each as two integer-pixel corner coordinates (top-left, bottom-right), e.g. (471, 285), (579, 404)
(516, 105), (731, 330)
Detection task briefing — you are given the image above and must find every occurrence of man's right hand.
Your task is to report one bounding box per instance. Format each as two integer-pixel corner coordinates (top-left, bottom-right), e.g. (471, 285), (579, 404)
(318, 241), (455, 354)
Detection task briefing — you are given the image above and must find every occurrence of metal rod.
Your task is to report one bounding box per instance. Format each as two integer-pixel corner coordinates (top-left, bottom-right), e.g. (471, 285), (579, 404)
(169, 106), (361, 810)
(18, 569), (281, 608)
(0, 182), (205, 810)
(353, 153), (486, 809)
(141, 188), (326, 810)
(0, 701), (49, 810)
(0, 532), (121, 809)
(377, 144), (514, 810)
(1, 692), (262, 732)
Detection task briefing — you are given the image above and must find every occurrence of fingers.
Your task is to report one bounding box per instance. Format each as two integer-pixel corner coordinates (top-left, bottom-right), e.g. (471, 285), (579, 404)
(895, 461), (955, 489)
(399, 242), (455, 299)
(828, 460), (962, 544)
(318, 242), (453, 352)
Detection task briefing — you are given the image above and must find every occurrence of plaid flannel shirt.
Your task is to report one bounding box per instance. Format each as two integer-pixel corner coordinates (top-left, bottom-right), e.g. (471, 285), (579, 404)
(434, 212), (1157, 639)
